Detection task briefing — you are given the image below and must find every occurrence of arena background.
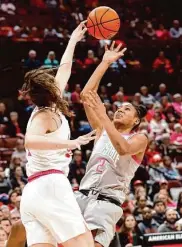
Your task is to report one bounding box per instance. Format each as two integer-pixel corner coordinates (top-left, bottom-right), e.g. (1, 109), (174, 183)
(0, 0), (182, 246)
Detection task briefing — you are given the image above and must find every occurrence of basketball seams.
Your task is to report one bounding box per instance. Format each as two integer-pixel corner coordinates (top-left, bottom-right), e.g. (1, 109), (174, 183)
(87, 18), (120, 28)
(100, 21), (119, 32)
(100, 7), (110, 25)
(88, 16), (96, 38)
(94, 9), (106, 39)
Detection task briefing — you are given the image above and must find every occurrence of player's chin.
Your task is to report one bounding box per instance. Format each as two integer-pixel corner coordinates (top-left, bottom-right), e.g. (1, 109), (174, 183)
(113, 118), (124, 124)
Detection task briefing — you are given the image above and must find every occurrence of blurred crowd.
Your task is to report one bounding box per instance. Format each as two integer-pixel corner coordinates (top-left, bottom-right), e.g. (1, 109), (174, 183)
(0, 0), (182, 247)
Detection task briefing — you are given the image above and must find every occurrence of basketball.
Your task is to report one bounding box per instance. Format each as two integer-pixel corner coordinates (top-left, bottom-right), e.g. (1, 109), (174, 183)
(87, 6), (120, 40)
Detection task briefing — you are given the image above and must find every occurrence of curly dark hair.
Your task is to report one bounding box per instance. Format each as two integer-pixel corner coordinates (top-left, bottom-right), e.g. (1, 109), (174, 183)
(20, 67), (71, 117)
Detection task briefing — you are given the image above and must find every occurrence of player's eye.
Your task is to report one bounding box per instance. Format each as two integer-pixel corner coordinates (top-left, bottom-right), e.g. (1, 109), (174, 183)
(125, 107), (131, 111)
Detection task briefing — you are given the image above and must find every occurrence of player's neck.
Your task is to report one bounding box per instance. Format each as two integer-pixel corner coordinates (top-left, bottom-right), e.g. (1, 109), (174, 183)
(114, 123), (132, 134)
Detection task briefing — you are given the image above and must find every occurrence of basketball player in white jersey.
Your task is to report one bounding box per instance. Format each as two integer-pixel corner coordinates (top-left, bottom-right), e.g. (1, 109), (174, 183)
(18, 21), (96, 247)
(6, 43), (147, 247)
(73, 41), (148, 247)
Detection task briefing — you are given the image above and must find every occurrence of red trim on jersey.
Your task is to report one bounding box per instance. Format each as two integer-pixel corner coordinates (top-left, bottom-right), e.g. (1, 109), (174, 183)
(132, 155), (141, 165)
(28, 169), (64, 182)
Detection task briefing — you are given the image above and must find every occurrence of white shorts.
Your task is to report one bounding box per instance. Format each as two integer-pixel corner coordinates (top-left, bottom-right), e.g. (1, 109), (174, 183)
(75, 191), (123, 247)
(20, 174), (87, 247)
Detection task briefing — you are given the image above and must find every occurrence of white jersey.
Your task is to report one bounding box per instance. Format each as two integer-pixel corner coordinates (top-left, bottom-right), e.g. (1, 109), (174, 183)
(25, 107), (72, 177)
(79, 130), (141, 203)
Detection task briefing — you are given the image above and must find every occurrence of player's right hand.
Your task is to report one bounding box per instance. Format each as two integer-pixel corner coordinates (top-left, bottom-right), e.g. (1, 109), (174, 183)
(72, 130), (96, 150)
(102, 41), (127, 65)
(70, 20), (87, 43)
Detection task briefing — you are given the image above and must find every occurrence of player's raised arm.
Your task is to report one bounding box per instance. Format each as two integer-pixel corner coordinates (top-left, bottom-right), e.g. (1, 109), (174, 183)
(81, 42), (126, 133)
(81, 41), (126, 95)
(55, 21), (87, 95)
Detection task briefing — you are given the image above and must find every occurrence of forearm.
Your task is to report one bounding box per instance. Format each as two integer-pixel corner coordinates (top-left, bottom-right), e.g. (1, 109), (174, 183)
(99, 114), (129, 155)
(81, 61), (109, 94)
(60, 39), (76, 65)
(25, 134), (76, 150)
(55, 40), (77, 92)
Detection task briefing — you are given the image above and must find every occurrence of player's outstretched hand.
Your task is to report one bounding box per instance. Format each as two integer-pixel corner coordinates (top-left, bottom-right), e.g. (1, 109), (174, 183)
(70, 21), (87, 43)
(103, 41), (127, 65)
(72, 130), (96, 150)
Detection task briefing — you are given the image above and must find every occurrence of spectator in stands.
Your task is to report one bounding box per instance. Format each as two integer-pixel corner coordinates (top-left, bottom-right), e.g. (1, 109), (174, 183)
(169, 20), (182, 39)
(46, 0), (57, 8)
(161, 96), (173, 114)
(140, 86), (155, 106)
(0, 226), (7, 246)
(0, 102), (9, 125)
(162, 156), (181, 180)
(153, 200), (166, 225)
(0, 206), (9, 219)
(11, 139), (27, 167)
(63, 84), (72, 104)
(149, 112), (170, 137)
(10, 210), (20, 225)
(44, 25), (58, 40)
(71, 84), (81, 104)
(158, 133), (174, 156)
(71, 7), (84, 25)
(172, 93), (182, 116)
(10, 166), (27, 189)
(155, 83), (172, 102)
(170, 123), (182, 145)
(112, 92), (124, 112)
(143, 22), (156, 40)
(44, 51), (59, 68)
(8, 191), (18, 211)
(119, 215), (141, 247)
(84, 50), (99, 68)
(68, 150), (86, 186)
(155, 24), (169, 40)
(158, 209), (179, 232)
(5, 112), (22, 137)
(0, 167), (11, 195)
(99, 85), (110, 103)
(0, 218), (11, 236)
(10, 195), (21, 214)
(126, 50), (141, 70)
(24, 50), (41, 70)
(133, 195), (148, 222)
(156, 189), (177, 209)
(0, 0), (16, 15)
(148, 154), (165, 183)
(132, 93), (143, 106)
(107, 110), (114, 121)
(138, 206), (159, 235)
(8, 156), (26, 180)
(127, 21), (143, 40)
(153, 51), (174, 75)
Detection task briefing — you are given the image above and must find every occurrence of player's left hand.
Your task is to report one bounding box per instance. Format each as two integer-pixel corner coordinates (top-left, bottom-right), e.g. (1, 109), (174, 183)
(83, 91), (106, 116)
(70, 21), (87, 43)
(103, 41), (127, 65)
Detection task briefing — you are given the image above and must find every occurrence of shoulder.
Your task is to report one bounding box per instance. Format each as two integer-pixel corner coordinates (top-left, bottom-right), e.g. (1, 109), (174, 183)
(129, 133), (148, 144)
